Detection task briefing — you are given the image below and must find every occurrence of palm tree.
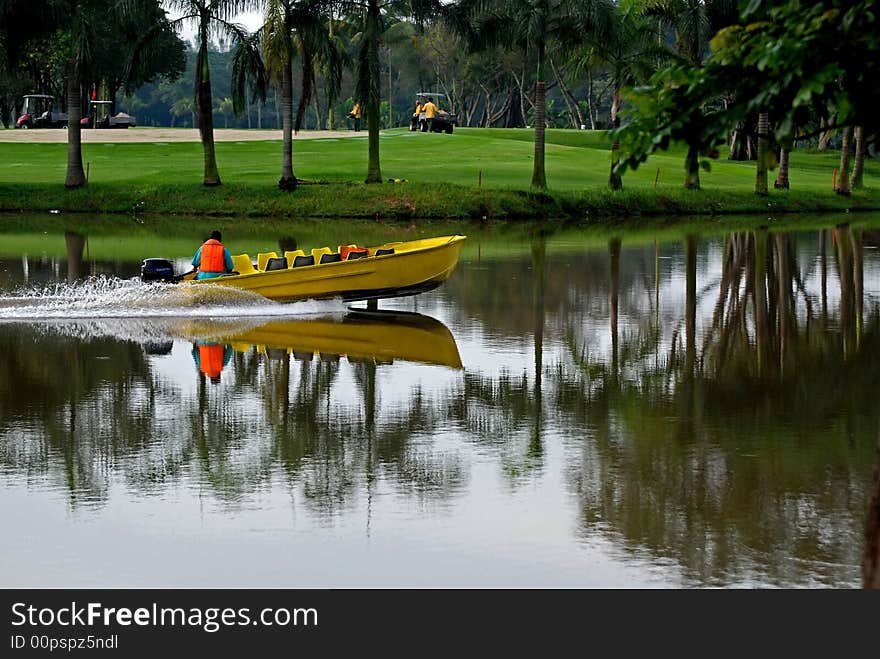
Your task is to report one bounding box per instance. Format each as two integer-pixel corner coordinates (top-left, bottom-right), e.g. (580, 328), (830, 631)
(773, 145), (790, 189)
(342, 0), (387, 183)
(260, 0), (343, 190)
(646, 0), (739, 190)
(449, 0), (609, 190)
(851, 126), (866, 190)
(335, 1), (434, 183)
(755, 110), (769, 195)
(570, 5), (663, 190)
(57, 1), (180, 188)
(835, 125), (853, 195)
(167, 0), (262, 186)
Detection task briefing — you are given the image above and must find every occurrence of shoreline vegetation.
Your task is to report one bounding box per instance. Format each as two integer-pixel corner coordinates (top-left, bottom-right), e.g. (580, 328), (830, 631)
(3, 210), (879, 264)
(0, 128), (876, 222)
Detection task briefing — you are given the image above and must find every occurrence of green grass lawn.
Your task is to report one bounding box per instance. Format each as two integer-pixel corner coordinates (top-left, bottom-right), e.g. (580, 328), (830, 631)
(0, 127), (876, 219)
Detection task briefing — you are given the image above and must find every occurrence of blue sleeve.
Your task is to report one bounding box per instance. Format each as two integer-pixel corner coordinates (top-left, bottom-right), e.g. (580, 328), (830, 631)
(191, 347), (200, 368)
(191, 247), (202, 268)
(223, 346), (233, 366)
(224, 249), (234, 271)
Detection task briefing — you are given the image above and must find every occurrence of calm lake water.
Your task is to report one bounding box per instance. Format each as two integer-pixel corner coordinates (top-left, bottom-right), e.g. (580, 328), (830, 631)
(1, 214), (879, 587)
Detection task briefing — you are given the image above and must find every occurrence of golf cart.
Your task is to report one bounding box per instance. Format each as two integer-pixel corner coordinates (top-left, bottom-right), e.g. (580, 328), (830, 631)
(80, 100), (137, 129)
(15, 94), (68, 129)
(413, 92), (456, 134)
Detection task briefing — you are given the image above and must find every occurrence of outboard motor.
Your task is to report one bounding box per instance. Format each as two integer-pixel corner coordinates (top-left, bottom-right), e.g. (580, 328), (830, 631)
(141, 258), (176, 283)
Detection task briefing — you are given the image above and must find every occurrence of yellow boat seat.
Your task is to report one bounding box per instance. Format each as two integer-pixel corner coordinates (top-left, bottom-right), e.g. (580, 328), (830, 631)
(257, 252), (278, 271)
(231, 254), (257, 275)
(284, 250), (305, 268)
(311, 247), (342, 264)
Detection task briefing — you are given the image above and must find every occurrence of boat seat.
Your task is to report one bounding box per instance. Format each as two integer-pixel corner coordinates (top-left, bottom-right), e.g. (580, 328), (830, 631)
(346, 250), (368, 260)
(231, 254), (257, 275)
(292, 255), (315, 267)
(284, 250), (305, 268)
(257, 252), (278, 271)
(265, 257), (287, 271)
(374, 248), (395, 256)
(312, 247), (343, 264)
(293, 350), (313, 362)
(311, 247), (333, 263)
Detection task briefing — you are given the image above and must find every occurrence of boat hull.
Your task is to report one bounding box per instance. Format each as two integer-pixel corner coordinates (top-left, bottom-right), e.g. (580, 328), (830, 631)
(188, 235), (466, 302)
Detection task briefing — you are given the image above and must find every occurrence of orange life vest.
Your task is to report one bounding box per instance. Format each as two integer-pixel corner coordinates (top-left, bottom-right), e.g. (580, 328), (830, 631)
(199, 239), (225, 273)
(198, 344), (224, 379)
(339, 245), (369, 260)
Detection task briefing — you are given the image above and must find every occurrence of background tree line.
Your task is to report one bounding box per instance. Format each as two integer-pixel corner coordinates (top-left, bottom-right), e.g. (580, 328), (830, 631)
(1, 0), (875, 191)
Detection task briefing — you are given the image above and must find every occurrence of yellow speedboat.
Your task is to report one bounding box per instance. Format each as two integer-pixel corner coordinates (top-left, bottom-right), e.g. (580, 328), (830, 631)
(174, 310), (463, 368)
(180, 235), (466, 302)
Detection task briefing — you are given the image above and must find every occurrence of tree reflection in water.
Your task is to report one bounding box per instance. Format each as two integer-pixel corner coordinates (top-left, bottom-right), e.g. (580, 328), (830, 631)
(553, 227), (879, 586)
(1, 222), (879, 586)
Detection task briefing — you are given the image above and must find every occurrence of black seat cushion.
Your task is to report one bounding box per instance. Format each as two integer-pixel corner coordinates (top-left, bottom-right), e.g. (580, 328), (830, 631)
(265, 257), (288, 271)
(320, 253), (342, 264)
(293, 255), (315, 267)
(346, 250), (369, 260)
(375, 248), (395, 256)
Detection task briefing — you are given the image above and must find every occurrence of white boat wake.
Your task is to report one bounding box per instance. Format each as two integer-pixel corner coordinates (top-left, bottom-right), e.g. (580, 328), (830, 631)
(0, 276), (348, 321)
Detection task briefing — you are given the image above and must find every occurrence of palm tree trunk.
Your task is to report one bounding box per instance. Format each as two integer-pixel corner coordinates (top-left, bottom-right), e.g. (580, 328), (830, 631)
(755, 111), (769, 195)
(364, 0), (382, 184)
(587, 68), (596, 130)
(752, 231), (769, 374)
(684, 144), (700, 190)
(65, 58), (86, 189)
(65, 231), (85, 282)
(279, 56), (297, 190)
(327, 5), (336, 130)
(685, 235), (697, 375)
(835, 125), (853, 195)
(817, 117), (833, 151)
(851, 126), (866, 189)
(530, 39), (547, 190)
(609, 238), (620, 379)
(608, 87), (622, 190)
(774, 147), (790, 189)
(195, 26), (221, 186)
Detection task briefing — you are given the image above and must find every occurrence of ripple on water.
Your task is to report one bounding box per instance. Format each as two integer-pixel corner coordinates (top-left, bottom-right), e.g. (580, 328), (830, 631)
(0, 275), (347, 321)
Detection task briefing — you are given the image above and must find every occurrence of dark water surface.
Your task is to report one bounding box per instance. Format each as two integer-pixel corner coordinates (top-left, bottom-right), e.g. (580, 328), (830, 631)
(2, 215), (879, 587)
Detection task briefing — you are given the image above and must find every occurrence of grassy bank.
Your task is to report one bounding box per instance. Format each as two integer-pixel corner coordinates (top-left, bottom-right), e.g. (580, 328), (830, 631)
(0, 128), (877, 219)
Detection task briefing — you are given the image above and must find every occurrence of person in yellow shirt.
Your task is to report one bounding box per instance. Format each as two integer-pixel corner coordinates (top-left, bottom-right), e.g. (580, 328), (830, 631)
(349, 102), (361, 131)
(410, 98), (423, 131)
(422, 97), (438, 132)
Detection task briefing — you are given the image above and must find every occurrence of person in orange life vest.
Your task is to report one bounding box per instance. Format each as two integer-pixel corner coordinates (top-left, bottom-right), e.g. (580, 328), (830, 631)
(191, 341), (233, 383)
(191, 230), (234, 280)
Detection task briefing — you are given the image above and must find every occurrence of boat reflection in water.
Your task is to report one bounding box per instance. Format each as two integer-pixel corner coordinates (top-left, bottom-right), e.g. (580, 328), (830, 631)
(171, 309), (463, 370)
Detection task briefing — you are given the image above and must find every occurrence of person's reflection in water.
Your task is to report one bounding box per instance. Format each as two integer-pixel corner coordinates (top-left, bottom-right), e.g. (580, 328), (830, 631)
(191, 341), (233, 383)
